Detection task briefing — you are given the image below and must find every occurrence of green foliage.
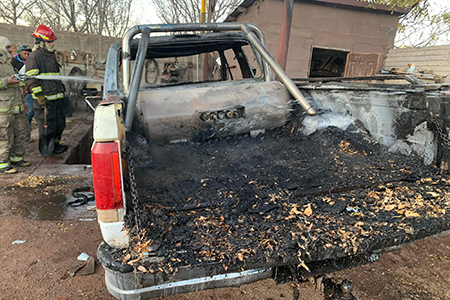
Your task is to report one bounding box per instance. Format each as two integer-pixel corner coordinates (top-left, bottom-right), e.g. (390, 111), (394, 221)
(358, 0), (450, 46)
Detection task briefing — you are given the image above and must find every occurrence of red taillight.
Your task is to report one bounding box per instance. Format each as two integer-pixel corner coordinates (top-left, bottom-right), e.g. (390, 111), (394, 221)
(91, 141), (124, 210)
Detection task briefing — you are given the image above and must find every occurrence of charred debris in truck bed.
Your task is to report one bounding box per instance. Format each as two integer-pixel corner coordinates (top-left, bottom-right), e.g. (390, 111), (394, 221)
(110, 122), (450, 277)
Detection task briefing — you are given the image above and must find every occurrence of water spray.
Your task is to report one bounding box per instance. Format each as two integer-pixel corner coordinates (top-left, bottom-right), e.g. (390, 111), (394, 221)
(14, 73), (103, 84)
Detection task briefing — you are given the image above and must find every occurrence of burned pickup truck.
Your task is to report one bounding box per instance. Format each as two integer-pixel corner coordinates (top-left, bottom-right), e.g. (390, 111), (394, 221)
(91, 23), (450, 299)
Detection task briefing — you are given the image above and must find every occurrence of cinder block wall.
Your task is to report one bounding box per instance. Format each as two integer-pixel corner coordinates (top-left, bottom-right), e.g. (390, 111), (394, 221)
(0, 23), (120, 61)
(235, 0), (399, 78)
(384, 45), (450, 83)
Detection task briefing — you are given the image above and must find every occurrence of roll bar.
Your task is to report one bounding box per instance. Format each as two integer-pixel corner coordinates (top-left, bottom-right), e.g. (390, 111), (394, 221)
(122, 23), (317, 131)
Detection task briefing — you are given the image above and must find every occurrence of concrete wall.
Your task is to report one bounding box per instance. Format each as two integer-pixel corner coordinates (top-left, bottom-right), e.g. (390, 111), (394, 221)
(384, 45), (450, 83)
(0, 23), (120, 61)
(235, 0), (399, 78)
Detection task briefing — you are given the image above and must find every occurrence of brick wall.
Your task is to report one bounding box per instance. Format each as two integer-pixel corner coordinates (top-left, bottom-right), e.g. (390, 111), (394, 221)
(384, 45), (450, 83)
(0, 23), (120, 61)
(235, 0), (399, 78)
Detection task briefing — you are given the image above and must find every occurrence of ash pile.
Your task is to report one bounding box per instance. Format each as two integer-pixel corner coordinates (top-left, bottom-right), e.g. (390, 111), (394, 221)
(118, 123), (450, 275)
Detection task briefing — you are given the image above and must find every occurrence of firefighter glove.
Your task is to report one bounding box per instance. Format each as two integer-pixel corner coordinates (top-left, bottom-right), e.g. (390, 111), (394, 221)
(36, 95), (46, 106)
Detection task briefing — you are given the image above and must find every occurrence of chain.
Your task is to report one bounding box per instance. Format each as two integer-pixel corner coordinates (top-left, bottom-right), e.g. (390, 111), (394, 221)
(431, 117), (450, 150)
(124, 142), (143, 285)
(125, 143), (142, 240)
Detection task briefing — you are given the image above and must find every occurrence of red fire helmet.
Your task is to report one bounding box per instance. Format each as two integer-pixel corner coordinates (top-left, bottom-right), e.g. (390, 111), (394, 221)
(32, 25), (57, 42)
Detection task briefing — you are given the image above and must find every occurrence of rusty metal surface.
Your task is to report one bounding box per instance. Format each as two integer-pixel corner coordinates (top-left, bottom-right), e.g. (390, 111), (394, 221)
(344, 53), (380, 78)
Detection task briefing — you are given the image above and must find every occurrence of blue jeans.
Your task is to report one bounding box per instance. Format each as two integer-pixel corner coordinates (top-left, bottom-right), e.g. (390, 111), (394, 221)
(26, 94), (34, 124)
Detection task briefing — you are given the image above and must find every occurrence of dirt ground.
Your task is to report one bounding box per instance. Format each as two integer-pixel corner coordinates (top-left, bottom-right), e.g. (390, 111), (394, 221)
(1, 189), (450, 300)
(1, 111), (449, 300)
(122, 126), (450, 288)
(0, 169), (449, 300)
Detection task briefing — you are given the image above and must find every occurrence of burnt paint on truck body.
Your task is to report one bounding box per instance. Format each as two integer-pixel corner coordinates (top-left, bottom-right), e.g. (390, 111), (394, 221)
(95, 24), (450, 300)
(135, 80), (289, 142)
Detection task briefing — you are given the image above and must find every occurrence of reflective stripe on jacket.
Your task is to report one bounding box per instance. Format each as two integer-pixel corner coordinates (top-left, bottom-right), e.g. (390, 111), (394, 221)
(25, 47), (65, 101)
(0, 104), (24, 114)
(0, 51), (23, 113)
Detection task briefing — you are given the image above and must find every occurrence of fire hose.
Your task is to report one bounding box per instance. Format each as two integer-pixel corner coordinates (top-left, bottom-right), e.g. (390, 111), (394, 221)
(68, 187), (95, 207)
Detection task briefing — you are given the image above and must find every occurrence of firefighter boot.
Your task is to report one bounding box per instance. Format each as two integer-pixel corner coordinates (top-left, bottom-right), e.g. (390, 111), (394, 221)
(11, 159), (31, 167)
(53, 143), (68, 154)
(0, 165), (18, 174)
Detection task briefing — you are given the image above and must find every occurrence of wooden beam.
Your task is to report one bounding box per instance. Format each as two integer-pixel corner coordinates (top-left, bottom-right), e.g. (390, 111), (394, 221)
(236, 6), (248, 13)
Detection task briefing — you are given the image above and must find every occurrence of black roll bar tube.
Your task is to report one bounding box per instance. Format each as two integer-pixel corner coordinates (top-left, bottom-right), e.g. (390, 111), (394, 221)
(124, 27), (151, 132)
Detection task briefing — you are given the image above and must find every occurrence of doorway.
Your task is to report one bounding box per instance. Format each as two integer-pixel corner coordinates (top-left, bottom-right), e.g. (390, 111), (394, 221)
(309, 47), (350, 77)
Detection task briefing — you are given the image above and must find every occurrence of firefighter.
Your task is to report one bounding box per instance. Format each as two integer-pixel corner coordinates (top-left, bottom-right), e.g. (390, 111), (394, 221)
(26, 25), (68, 155)
(11, 45), (34, 124)
(0, 36), (31, 174)
(2, 38), (14, 56)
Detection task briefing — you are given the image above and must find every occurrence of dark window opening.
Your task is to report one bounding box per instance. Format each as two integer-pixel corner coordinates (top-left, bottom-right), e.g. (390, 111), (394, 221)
(309, 48), (349, 78)
(139, 46), (261, 88)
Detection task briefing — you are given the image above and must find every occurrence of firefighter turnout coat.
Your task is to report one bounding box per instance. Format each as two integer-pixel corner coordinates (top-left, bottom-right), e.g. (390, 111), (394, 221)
(25, 46), (65, 101)
(0, 45), (30, 168)
(25, 45), (66, 145)
(0, 52), (23, 113)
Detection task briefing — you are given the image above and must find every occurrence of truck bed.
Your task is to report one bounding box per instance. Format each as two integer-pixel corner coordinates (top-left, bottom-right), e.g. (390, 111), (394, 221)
(100, 125), (450, 297)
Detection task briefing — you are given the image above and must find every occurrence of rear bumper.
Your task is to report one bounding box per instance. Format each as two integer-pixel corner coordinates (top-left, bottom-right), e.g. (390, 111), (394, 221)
(98, 243), (272, 300)
(98, 219), (128, 248)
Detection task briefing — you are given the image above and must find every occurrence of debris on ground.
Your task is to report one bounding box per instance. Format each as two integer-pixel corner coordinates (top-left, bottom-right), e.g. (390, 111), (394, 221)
(321, 277), (357, 300)
(14, 176), (79, 188)
(66, 263), (86, 277)
(64, 256), (96, 278)
(113, 126), (450, 278)
(76, 256), (95, 276)
(77, 253), (89, 261)
(386, 68), (445, 83)
(12, 240), (26, 244)
(4, 175), (87, 198)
